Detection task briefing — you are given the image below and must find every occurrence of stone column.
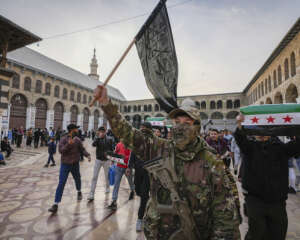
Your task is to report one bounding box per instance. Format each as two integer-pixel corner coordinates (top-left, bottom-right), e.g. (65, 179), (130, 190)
(26, 106), (36, 129)
(63, 112), (70, 131)
(46, 110), (54, 130)
(1, 108), (10, 136)
(77, 114), (83, 130)
(0, 68), (13, 135)
(88, 116), (94, 131)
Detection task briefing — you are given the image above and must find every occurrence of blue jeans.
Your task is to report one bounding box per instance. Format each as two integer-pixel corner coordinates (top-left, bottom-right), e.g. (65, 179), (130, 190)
(47, 154), (55, 164)
(54, 162), (81, 203)
(112, 166), (134, 201)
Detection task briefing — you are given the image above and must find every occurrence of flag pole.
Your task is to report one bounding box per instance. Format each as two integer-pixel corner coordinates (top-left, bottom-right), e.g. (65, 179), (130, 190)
(89, 0), (167, 107)
(89, 38), (136, 107)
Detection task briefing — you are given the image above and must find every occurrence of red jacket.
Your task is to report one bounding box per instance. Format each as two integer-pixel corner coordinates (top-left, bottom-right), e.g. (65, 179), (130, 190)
(115, 142), (131, 168)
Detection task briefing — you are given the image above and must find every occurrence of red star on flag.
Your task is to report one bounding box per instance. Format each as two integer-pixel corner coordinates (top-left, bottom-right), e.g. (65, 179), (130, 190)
(283, 115), (293, 123)
(251, 116), (259, 124)
(266, 116), (275, 123)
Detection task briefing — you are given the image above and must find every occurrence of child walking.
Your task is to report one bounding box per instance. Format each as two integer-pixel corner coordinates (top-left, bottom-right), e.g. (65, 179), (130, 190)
(45, 137), (56, 167)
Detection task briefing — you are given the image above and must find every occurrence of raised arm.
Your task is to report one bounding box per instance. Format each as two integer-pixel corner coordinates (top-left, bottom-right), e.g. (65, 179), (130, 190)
(96, 85), (166, 160)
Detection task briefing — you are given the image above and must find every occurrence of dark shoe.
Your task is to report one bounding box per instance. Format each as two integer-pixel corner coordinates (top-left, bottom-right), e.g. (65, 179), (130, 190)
(48, 204), (58, 213)
(288, 187), (297, 194)
(44, 164), (49, 168)
(129, 191), (134, 200)
(50, 163), (56, 167)
(77, 191), (83, 200)
(108, 200), (117, 210)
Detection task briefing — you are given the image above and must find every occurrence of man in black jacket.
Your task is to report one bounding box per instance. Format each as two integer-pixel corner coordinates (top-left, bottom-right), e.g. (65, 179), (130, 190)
(88, 126), (114, 201)
(235, 114), (300, 240)
(127, 122), (152, 232)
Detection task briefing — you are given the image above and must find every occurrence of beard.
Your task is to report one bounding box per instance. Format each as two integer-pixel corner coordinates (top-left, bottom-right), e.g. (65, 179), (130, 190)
(172, 123), (198, 151)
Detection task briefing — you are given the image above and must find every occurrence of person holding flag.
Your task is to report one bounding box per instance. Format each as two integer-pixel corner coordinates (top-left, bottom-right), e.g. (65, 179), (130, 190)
(89, 0), (241, 238)
(235, 114), (300, 240)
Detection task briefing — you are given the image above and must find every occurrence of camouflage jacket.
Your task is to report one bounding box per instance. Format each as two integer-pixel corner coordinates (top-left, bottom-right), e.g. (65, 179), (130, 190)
(102, 102), (241, 240)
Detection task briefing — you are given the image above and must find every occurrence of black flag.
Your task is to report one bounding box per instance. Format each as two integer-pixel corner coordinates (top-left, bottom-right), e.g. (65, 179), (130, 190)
(135, 0), (178, 113)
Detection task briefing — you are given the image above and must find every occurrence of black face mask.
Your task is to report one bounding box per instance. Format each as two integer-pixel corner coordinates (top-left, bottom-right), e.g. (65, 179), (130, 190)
(172, 123), (198, 151)
(71, 131), (78, 138)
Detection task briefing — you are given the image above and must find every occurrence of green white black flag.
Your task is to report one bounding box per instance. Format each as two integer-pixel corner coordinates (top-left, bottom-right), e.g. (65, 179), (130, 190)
(135, 0), (178, 113)
(240, 104), (300, 136)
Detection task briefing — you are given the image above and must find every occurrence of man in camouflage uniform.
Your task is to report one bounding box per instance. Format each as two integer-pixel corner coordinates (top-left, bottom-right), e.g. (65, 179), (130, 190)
(95, 86), (241, 240)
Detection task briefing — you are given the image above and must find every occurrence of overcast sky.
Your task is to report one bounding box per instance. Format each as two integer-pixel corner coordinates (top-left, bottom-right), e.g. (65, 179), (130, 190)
(1, 0), (299, 100)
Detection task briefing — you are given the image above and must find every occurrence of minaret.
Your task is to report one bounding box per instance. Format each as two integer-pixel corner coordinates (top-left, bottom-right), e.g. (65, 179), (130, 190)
(88, 48), (99, 81)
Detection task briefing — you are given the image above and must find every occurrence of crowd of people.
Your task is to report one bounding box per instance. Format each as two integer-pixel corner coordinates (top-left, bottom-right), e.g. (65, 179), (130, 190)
(2, 87), (300, 239)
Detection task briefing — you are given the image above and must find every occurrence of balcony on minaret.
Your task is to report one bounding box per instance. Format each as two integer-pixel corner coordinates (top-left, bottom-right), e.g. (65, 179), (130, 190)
(88, 48), (99, 81)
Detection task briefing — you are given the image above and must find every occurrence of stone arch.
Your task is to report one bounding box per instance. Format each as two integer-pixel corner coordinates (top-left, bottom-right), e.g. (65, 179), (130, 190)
(148, 104), (152, 112)
(70, 105), (79, 124)
(54, 101), (64, 130)
(211, 112), (223, 120)
(70, 90), (75, 101)
(268, 75), (271, 93)
(201, 101), (206, 109)
(234, 99), (240, 108)
(54, 85), (60, 98)
(83, 94), (87, 104)
(274, 92), (283, 104)
(138, 105), (141, 112)
(278, 65), (282, 85)
(63, 88), (68, 100)
(77, 92), (81, 103)
(133, 105), (137, 112)
(35, 98), (48, 129)
(195, 101), (200, 109)
(144, 115), (151, 121)
(94, 109), (100, 130)
(291, 51), (296, 77)
(123, 106), (127, 113)
(217, 100), (223, 109)
(284, 58), (289, 80)
(210, 101), (216, 110)
(133, 114), (142, 128)
(125, 115), (131, 122)
(273, 70), (277, 88)
(127, 106), (131, 113)
(144, 105), (147, 112)
(200, 112), (208, 120)
(83, 107), (90, 132)
(35, 79), (42, 93)
(226, 100), (233, 109)
(285, 84), (298, 103)
(155, 104), (160, 111)
(24, 77), (31, 91)
(226, 111), (239, 119)
(45, 82), (51, 96)
(9, 94), (28, 129)
(12, 73), (20, 89)
(266, 98), (272, 104)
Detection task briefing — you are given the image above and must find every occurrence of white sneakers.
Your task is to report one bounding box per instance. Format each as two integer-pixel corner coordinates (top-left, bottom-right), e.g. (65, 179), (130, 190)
(136, 219), (143, 232)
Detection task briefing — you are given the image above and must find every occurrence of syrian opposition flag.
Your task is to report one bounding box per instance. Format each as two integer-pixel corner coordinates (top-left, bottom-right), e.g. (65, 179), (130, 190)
(240, 104), (300, 136)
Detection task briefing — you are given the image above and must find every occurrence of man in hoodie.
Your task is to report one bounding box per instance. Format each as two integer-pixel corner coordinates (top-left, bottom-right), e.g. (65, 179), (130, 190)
(235, 114), (300, 240)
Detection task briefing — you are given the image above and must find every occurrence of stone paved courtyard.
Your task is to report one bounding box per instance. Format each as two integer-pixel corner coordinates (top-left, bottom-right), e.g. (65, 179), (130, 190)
(0, 139), (300, 239)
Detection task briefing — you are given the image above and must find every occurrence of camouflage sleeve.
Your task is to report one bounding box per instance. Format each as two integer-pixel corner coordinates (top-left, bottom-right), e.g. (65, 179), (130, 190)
(101, 101), (166, 159)
(210, 160), (241, 240)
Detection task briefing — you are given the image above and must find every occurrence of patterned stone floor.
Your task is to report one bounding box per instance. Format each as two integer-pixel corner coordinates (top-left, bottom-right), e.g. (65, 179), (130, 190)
(0, 139), (299, 239)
